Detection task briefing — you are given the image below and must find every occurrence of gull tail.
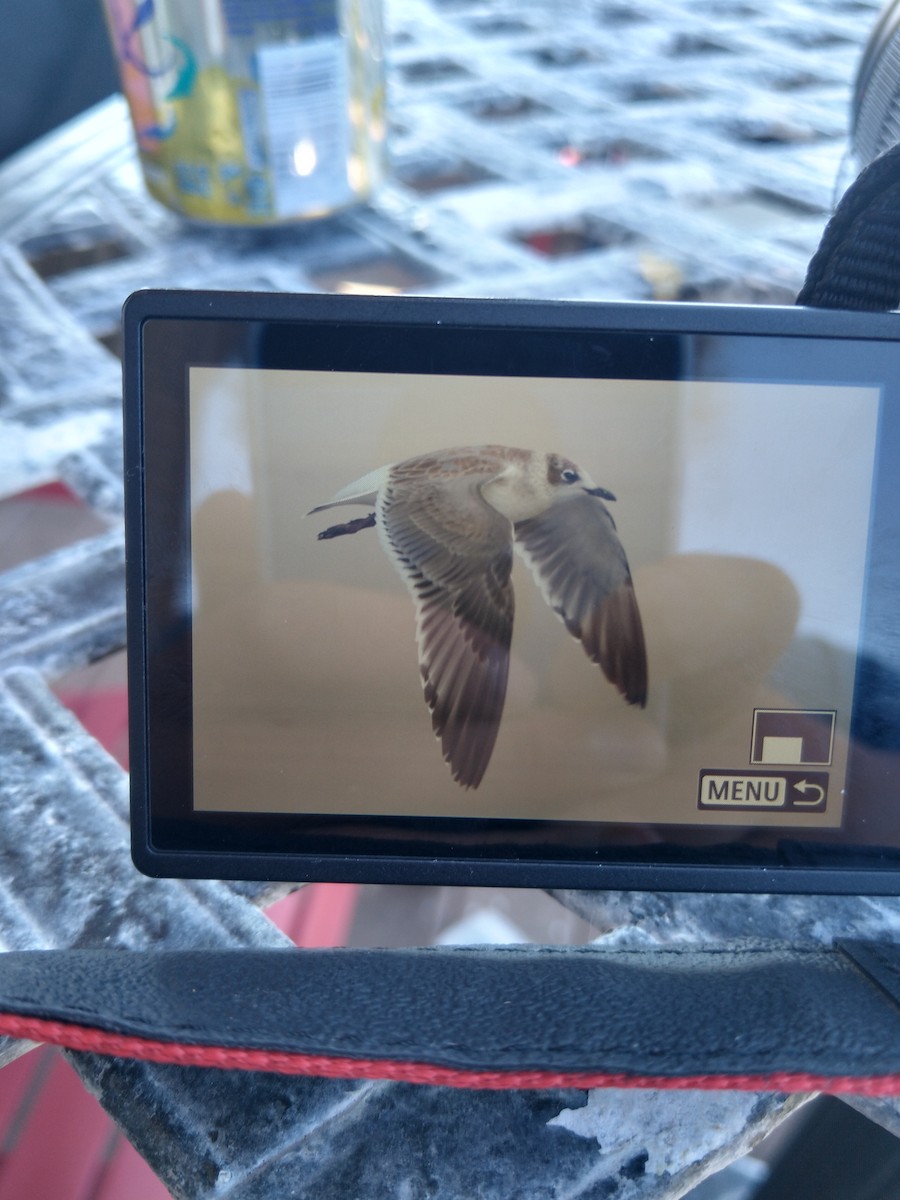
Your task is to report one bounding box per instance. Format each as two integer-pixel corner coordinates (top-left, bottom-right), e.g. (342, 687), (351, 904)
(306, 466), (385, 516)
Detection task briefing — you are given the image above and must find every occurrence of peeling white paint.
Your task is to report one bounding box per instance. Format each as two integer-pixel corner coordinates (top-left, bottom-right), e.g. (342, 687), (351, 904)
(549, 1089), (765, 1177)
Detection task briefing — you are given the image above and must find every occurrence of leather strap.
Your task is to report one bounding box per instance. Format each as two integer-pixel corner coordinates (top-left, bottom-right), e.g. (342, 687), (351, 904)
(2, 943), (900, 1092)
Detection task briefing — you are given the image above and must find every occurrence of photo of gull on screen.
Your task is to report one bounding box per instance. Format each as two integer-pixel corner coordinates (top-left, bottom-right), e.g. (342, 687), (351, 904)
(187, 366), (877, 827)
(308, 446), (648, 789)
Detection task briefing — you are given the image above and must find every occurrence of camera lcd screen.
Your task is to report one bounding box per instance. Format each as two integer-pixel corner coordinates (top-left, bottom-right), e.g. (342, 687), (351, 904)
(124, 291), (900, 891)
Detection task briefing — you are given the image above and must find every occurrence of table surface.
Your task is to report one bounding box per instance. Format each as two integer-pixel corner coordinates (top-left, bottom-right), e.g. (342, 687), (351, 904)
(3, 0), (900, 1197)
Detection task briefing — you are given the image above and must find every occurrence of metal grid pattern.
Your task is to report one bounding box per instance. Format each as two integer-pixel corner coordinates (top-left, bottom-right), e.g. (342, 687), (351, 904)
(2, 0), (900, 1195)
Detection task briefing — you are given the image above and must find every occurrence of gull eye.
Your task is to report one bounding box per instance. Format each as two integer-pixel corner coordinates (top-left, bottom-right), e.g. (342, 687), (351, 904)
(560, 468), (580, 484)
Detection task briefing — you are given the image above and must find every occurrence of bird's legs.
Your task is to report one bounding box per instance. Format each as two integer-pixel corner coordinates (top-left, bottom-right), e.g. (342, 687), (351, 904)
(316, 512), (377, 540)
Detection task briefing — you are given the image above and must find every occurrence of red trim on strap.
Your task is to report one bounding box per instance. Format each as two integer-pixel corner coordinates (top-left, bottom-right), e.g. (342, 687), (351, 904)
(3, 1012), (900, 1094)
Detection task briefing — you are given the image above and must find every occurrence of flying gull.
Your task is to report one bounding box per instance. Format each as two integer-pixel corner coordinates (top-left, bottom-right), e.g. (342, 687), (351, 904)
(308, 445), (647, 789)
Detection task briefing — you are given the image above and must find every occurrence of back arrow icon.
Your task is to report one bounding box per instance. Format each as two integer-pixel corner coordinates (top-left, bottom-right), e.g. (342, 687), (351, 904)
(794, 779), (825, 805)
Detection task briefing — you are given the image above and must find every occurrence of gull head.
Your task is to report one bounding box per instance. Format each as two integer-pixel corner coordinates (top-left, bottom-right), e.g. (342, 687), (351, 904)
(481, 450), (616, 523)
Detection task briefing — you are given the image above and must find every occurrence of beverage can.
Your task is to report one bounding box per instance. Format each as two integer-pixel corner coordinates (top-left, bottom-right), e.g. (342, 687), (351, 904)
(103, 0), (386, 224)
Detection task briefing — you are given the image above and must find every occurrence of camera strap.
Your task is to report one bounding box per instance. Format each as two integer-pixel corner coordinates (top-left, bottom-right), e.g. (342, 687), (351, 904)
(797, 139), (900, 310)
(1, 941), (900, 1093)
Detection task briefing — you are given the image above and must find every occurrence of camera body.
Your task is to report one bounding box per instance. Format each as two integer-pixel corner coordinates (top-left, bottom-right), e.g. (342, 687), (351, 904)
(124, 290), (900, 891)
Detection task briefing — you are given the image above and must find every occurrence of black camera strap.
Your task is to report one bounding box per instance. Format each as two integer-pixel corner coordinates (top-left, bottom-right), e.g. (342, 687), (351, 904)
(798, 140), (900, 310)
(0, 941), (900, 1093)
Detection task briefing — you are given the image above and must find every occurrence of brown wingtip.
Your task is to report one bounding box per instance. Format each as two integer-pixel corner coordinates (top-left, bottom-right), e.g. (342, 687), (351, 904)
(577, 583), (648, 708)
(419, 616), (511, 790)
(447, 751), (489, 790)
(424, 664), (507, 790)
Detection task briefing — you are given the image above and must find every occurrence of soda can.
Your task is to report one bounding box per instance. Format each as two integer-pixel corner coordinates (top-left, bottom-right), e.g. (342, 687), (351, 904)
(103, 0), (386, 224)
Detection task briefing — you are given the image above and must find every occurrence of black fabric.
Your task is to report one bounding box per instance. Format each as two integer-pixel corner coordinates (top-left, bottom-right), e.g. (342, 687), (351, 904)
(797, 141), (900, 311)
(2, 943), (900, 1078)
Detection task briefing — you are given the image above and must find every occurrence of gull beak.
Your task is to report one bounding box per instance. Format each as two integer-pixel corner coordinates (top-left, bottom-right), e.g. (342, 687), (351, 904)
(585, 485), (616, 502)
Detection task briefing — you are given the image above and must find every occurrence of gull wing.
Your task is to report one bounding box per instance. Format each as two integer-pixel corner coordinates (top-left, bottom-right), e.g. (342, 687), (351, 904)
(514, 492), (648, 706)
(379, 461), (515, 789)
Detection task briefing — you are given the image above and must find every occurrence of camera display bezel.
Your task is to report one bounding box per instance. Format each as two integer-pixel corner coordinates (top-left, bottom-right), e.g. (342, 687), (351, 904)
(124, 290), (900, 891)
